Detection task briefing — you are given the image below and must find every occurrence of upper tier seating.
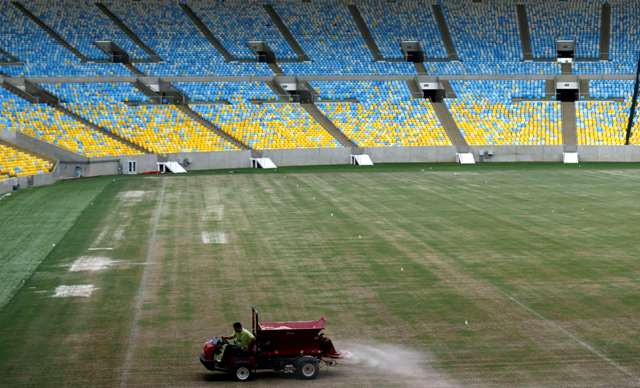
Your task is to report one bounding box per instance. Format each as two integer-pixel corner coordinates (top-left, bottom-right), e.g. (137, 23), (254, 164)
(24, 0), (146, 60)
(272, 0), (414, 75)
(0, 0), (639, 76)
(527, 0), (603, 59)
(0, 0), (129, 76)
(100, 0), (272, 76)
(184, 0), (295, 59)
(0, 142), (52, 177)
(358, 0), (447, 59)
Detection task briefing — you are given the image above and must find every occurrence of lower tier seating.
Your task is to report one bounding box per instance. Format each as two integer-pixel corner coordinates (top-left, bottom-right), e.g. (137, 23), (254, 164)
(71, 103), (237, 154)
(0, 142), (53, 177)
(577, 101), (630, 145)
(2, 101), (142, 157)
(192, 100), (339, 149)
(447, 99), (563, 145)
(317, 100), (451, 147)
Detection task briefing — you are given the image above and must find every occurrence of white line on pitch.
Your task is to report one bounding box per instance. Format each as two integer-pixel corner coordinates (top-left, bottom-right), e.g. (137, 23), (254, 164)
(88, 247), (114, 251)
(504, 292), (638, 380)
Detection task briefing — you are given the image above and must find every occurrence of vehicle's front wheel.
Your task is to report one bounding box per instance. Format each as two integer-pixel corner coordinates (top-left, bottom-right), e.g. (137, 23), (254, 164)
(297, 357), (319, 380)
(233, 365), (252, 382)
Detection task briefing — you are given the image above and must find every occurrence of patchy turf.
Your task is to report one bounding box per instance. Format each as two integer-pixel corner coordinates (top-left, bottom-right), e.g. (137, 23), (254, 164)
(0, 178), (111, 309)
(1, 164), (640, 387)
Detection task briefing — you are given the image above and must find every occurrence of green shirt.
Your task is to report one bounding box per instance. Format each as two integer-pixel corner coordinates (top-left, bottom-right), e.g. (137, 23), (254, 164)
(233, 328), (255, 350)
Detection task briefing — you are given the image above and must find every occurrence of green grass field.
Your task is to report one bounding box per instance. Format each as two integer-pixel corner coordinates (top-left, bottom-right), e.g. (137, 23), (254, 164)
(1, 164), (640, 387)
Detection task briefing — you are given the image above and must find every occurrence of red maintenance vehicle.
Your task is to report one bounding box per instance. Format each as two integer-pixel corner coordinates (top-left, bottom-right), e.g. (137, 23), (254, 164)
(200, 308), (342, 381)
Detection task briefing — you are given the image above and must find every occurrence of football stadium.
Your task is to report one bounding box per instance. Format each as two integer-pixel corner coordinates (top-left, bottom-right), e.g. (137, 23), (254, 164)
(1, 0), (640, 386)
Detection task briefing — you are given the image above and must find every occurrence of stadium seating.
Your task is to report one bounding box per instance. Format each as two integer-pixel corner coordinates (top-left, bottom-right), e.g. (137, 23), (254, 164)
(447, 81), (562, 145)
(184, 1), (294, 59)
(192, 100), (339, 149)
(358, 0), (447, 59)
(527, 0), (603, 59)
(178, 82), (339, 149)
(273, 0), (414, 75)
(0, 1), (128, 76)
(42, 82), (145, 104)
(0, 0), (639, 156)
(442, 0), (521, 61)
(313, 81), (451, 147)
(608, 0), (640, 70)
(576, 100), (629, 145)
(23, 0), (146, 60)
(0, 142), (52, 177)
(72, 103), (237, 154)
(1, 0), (639, 76)
(99, 0), (272, 76)
(1, 99), (142, 157)
(575, 81), (634, 145)
(176, 82), (274, 102)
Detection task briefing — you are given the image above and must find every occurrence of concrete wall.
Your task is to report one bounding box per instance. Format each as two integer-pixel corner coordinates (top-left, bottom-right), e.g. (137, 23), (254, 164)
(577, 146), (640, 162)
(14, 132), (86, 162)
(0, 177), (17, 195)
(471, 146), (565, 162)
(3, 146), (640, 196)
(166, 151), (251, 170)
(364, 146), (458, 163)
(261, 148), (351, 166)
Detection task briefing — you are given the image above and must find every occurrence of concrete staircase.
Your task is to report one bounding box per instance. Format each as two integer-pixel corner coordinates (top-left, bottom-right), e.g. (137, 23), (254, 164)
(516, 4), (534, 61)
(12, 1), (88, 62)
(579, 79), (590, 99)
(414, 62), (427, 75)
(599, 3), (611, 61)
(263, 4), (309, 61)
(300, 103), (356, 148)
(545, 80), (556, 98)
(431, 4), (458, 61)
(95, 3), (161, 62)
(441, 80), (457, 98)
(430, 101), (469, 153)
(561, 101), (578, 152)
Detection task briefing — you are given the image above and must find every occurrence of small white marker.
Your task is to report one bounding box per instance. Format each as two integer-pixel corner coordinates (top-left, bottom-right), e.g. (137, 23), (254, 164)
(465, 320), (469, 326)
(400, 267), (404, 272)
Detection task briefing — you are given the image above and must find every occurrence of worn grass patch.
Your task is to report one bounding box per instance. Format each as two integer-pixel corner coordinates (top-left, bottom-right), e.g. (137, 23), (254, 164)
(0, 178), (111, 309)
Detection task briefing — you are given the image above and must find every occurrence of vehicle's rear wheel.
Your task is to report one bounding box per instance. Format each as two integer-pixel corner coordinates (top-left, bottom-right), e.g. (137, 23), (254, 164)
(233, 365), (252, 382)
(297, 357), (319, 380)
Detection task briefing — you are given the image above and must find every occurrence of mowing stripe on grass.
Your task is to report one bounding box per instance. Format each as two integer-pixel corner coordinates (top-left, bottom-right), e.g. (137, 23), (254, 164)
(119, 178), (167, 388)
(0, 179), (111, 310)
(504, 291), (639, 380)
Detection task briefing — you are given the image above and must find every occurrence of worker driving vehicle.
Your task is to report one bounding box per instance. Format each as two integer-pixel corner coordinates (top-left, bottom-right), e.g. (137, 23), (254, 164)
(215, 322), (255, 363)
